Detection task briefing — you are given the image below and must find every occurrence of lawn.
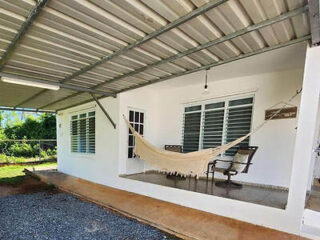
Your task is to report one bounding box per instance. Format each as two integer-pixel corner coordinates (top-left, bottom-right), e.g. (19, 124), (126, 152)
(0, 154), (57, 164)
(0, 162), (57, 184)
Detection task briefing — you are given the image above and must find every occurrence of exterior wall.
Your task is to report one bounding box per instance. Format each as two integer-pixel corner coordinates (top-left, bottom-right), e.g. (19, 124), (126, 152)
(118, 88), (159, 175)
(57, 97), (119, 185)
(151, 69), (302, 188)
(56, 67), (307, 235)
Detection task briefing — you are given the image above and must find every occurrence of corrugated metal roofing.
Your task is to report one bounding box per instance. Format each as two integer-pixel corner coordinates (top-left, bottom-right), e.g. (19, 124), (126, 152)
(0, 0), (311, 111)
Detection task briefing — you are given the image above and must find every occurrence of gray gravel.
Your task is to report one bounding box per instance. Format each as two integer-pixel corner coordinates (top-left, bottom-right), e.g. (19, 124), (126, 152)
(0, 192), (179, 240)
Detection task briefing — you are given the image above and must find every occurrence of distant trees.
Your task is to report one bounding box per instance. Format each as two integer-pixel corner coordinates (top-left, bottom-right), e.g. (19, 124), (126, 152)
(0, 112), (56, 159)
(1, 113), (56, 140)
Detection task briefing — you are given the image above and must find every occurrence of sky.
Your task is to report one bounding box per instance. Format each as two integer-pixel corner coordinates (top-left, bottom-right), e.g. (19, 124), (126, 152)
(0, 110), (41, 128)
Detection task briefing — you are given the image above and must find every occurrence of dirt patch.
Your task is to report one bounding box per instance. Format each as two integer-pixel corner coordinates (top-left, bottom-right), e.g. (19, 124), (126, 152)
(0, 176), (59, 198)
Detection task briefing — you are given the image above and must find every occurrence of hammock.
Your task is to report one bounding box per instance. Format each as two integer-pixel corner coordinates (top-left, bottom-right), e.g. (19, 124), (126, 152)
(123, 90), (302, 177)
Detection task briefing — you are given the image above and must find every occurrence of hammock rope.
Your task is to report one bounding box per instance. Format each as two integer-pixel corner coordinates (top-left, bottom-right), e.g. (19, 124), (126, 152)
(123, 89), (302, 177)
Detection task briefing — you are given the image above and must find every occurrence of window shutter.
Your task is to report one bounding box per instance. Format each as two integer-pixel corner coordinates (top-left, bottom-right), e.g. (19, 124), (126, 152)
(225, 98), (253, 156)
(70, 111), (95, 154)
(71, 116), (78, 153)
(183, 106), (201, 153)
(79, 114), (87, 153)
(182, 97), (253, 156)
(202, 102), (225, 149)
(88, 112), (95, 154)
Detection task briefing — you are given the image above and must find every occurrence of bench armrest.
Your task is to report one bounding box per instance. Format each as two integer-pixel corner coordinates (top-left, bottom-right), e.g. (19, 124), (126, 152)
(212, 159), (253, 165)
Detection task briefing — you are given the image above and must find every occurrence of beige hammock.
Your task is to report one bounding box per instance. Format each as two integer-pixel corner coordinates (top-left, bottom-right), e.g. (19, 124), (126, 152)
(124, 116), (253, 177)
(123, 90), (301, 177)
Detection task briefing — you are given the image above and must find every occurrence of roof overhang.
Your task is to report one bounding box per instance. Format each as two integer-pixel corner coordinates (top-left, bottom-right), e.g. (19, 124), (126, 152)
(0, 0), (312, 112)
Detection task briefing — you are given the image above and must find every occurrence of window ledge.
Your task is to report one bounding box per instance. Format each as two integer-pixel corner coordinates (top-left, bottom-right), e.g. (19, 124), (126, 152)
(69, 153), (95, 160)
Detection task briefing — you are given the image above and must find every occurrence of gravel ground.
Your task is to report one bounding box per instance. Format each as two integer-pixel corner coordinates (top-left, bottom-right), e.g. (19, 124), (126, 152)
(0, 192), (179, 240)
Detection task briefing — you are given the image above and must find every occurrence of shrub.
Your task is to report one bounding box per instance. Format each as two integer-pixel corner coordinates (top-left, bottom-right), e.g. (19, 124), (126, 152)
(8, 142), (35, 157)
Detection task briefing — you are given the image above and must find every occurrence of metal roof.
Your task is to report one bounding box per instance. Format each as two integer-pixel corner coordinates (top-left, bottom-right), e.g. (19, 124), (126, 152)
(0, 0), (313, 112)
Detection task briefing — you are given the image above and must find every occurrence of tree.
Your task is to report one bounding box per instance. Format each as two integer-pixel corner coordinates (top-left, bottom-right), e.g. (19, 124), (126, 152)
(39, 114), (56, 139)
(3, 113), (56, 140)
(0, 111), (3, 128)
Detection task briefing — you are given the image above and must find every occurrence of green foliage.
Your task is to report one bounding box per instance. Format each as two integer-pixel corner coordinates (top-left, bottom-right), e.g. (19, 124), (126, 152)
(0, 113), (56, 159)
(3, 113), (56, 140)
(8, 143), (38, 157)
(0, 162), (57, 184)
(0, 152), (57, 164)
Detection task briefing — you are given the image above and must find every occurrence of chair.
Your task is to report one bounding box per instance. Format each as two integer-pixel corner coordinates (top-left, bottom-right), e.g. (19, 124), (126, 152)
(165, 145), (182, 153)
(206, 146), (258, 189)
(164, 145), (185, 179)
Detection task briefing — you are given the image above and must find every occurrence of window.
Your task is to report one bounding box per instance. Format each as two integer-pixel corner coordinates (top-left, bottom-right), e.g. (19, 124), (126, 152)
(128, 109), (144, 158)
(182, 97), (253, 156)
(70, 111), (95, 154)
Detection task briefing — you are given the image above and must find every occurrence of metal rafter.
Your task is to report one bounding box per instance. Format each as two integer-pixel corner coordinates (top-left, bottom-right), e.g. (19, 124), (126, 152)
(15, 0), (228, 108)
(120, 36), (311, 93)
(91, 6), (308, 89)
(309, 0), (320, 45)
(91, 94), (116, 129)
(39, 5), (307, 110)
(0, 73), (115, 97)
(55, 35), (311, 112)
(59, 0), (228, 83)
(0, 0), (49, 69)
(0, 107), (55, 113)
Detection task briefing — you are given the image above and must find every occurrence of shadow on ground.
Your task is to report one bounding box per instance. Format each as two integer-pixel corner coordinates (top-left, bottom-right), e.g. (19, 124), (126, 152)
(0, 176), (59, 198)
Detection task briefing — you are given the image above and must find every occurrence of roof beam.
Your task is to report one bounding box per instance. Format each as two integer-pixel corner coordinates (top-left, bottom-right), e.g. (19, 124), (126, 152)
(119, 36), (311, 93)
(59, 0), (228, 83)
(309, 0), (320, 45)
(0, 73), (115, 97)
(15, 0), (227, 108)
(0, 0), (49, 69)
(91, 94), (116, 129)
(0, 107), (55, 114)
(92, 5), (307, 89)
(44, 5), (308, 109)
(55, 35), (311, 112)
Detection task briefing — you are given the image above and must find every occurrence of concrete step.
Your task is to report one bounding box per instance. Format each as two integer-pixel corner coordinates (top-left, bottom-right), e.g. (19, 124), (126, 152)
(302, 209), (320, 239)
(301, 224), (320, 240)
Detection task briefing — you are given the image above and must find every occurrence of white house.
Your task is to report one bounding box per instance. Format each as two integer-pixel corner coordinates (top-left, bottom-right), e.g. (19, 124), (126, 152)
(0, 0), (319, 239)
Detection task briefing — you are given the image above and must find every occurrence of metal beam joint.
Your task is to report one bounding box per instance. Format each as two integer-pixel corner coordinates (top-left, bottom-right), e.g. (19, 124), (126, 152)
(91, 94), (116, 129)
(309, 0), (320, 46)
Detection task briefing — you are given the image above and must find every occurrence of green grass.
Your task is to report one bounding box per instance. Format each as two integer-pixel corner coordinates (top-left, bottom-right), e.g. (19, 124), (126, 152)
(0, 162), (57, 184)
(0, 154), (56, 164)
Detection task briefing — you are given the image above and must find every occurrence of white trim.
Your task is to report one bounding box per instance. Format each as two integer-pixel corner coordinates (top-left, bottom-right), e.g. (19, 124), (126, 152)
(127, 107), (145, 160)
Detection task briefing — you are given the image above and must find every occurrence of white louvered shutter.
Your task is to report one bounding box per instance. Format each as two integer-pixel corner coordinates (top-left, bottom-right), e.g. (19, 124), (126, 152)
(182, 106), (201, 153)
(225, 98), (253, 156)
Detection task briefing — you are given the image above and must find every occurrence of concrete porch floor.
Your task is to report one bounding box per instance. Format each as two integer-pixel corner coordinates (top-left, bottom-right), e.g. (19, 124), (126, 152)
(306, 185), (320, 212)
(124, 171), (288, 209)
(24, 168), (307, 240)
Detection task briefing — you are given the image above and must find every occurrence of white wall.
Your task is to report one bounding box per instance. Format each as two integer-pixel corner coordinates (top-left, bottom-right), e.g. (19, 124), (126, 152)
(118, 87), (159, 174)
(56, 48), (310, 236)
(57, 97), (119, 185)
(150, 69), (303, 188)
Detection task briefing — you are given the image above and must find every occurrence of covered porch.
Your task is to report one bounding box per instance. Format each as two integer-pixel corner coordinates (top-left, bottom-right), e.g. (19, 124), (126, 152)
(116, 41), (305, 211)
